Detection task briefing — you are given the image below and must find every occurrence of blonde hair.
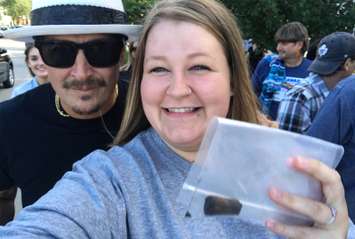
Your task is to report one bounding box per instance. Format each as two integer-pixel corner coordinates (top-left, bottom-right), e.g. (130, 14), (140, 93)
(114, 0), (264, 145)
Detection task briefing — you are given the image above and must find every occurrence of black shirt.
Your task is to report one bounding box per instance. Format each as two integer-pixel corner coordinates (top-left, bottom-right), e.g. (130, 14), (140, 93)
(0, 82), (127, 206)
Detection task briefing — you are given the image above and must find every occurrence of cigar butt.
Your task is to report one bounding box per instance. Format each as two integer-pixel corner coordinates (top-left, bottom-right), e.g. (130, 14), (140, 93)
(204, 195), (242, 216)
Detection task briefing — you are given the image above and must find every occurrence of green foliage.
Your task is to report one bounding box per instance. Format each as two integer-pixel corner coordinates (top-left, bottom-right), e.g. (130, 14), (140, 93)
(0, 0), (31, 20)
(222, 0), (355, 51)
(123, 0), (155, 24)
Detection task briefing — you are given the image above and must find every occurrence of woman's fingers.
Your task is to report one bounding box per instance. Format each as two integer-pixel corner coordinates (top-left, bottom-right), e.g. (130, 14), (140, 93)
(266, 219), (312, 238)
(266, 156), (349, 238)
(265, 219), (339, 239)
(290, 157), (345, 205)
(289, 157), (348, 226)
(268, 187), (336, 225)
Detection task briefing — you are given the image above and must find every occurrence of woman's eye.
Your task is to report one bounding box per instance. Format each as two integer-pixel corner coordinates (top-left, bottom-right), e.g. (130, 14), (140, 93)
(190, 65), (210, 71)
(30, 57), (38, 61)
(149, 67), (168, 73)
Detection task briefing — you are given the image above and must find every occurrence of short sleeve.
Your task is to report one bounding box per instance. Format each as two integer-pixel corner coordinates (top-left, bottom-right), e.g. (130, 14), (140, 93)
(278, 90), (311, 133)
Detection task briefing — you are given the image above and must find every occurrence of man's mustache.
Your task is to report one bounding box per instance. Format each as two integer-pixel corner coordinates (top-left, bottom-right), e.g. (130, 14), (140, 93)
(62, 77), (107, 89)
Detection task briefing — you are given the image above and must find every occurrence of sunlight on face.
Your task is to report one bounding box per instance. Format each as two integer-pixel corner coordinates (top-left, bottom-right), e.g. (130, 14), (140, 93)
(46, 34), (120, 119)
(141, 20), (231, 161)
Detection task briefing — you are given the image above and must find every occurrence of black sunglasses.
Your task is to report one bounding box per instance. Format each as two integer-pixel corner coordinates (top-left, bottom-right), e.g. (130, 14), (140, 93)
(34, 37), (125, 68)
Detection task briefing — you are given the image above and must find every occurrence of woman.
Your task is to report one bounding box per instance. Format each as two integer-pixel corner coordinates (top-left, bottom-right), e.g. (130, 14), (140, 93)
(0, 0), (350, 238)
(10, 42), (48, 98)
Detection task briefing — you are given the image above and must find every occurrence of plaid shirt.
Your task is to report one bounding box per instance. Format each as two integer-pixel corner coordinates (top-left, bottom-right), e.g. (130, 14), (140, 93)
(277, 74), (330, 133)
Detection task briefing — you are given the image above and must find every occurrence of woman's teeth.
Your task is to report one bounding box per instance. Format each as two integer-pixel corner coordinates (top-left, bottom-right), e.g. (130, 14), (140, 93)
(167, 107), (196, 113)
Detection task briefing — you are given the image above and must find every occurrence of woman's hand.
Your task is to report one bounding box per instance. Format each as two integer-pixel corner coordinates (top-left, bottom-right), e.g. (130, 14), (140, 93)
(266, 156), (349, 239)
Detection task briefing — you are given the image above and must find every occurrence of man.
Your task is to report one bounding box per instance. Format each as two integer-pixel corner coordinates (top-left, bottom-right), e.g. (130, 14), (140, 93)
(252, 22), (312, 120)
(0, 0), (140, 224)
(278, 32), (355, 133)
(307, 75), (355, 222)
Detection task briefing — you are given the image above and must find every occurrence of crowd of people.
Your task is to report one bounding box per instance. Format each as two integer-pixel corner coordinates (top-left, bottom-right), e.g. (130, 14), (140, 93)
(251, 22), (355, 225)
(0, 0), (354, 238)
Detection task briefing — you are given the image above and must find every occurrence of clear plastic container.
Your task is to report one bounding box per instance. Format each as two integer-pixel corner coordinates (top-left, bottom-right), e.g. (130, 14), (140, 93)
(177, 117), (344, 225)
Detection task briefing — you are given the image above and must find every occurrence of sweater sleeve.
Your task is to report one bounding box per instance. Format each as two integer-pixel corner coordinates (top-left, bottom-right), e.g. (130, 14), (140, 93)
(0, 150), (128, 239)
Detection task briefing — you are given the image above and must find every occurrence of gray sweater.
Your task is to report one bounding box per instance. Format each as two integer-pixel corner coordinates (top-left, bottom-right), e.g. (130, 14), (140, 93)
(0, 129), (351, 238)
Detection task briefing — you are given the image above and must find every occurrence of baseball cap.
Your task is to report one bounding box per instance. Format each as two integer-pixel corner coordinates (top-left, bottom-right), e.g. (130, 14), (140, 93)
(308, 32), (355, 75)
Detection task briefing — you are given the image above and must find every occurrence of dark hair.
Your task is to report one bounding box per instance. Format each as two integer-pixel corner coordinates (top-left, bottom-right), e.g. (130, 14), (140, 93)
(24, 42), (35, 77)
(274, 21), (309, 54)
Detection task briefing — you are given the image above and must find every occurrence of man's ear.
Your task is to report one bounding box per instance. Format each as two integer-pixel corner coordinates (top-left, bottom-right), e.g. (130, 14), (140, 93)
(343, 58), (354, 71)
(296, 41), (303, 51)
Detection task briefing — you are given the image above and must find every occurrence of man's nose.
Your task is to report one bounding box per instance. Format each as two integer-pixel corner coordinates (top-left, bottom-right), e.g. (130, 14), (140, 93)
(70, 50), (94, 80)
(276, 43), (284, 52)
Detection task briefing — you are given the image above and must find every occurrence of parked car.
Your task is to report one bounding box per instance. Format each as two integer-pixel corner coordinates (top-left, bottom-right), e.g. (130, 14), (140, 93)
(0, 48), (15, 88)
(0, 26), (9, 31)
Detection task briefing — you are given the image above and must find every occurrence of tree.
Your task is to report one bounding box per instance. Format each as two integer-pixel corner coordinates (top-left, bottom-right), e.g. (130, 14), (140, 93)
(123, 0), (155, 24)
(222, 0), (355, 51)
(0, 0), (31, 22)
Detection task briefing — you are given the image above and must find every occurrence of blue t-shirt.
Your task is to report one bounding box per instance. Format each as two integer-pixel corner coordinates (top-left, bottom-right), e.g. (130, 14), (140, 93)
(252, 55), (312, 119)
(10, 77), (40, 98)
(307, 75), (355, 222)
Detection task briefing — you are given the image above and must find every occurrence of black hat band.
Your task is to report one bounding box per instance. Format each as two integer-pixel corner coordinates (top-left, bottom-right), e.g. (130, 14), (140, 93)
(31, 5), (128, 25)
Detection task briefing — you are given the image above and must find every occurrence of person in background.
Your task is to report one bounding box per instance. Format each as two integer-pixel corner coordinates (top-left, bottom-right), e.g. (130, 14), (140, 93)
(306, 36), (322, 61)
(278, 32), (355, 133)
(247, 41), (264, 74)
(129, 40), (138, 59)
(252, 21), (312, 120)
(10, 43), (48, 98)
(0, 0), (351, 238)
(307, 74), (355, 222)
(0, 0), (139, 225)
(119, 41), (136, 84)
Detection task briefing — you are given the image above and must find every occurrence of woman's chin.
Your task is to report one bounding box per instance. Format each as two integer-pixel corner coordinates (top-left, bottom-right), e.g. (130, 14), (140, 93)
(164, 134), (201, 153)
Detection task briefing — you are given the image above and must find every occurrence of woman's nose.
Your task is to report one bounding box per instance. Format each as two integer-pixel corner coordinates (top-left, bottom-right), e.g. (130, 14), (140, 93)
(166, 72), (192, 97)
